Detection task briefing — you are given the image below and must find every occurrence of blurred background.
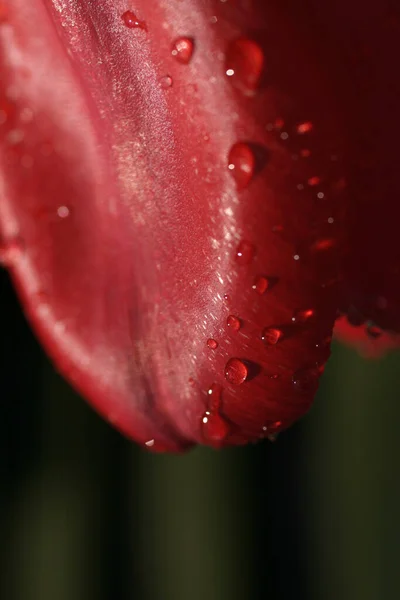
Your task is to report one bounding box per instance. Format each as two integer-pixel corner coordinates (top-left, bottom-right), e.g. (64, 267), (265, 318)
(1, 267), (400, 600)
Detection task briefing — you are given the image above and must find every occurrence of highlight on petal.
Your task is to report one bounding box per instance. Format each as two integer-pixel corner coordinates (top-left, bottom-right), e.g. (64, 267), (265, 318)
(0, 1), (348, 450)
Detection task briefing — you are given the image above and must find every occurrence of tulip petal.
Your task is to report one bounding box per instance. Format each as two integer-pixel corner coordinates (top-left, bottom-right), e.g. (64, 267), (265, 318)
(0, 1), (348, 449)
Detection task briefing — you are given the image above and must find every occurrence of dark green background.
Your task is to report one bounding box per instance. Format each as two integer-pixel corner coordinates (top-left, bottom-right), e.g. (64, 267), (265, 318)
(2, 269), (399, 600)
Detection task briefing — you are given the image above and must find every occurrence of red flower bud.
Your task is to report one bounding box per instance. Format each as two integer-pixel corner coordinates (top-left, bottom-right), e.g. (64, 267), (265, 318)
(0, 1), (348, 450)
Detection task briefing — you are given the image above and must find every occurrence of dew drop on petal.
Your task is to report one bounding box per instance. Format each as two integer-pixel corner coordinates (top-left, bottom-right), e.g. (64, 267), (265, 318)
(292, 367), (319, 392)
(261, 327), (284, 345)
(292, 308), (315, 323)
(202, 383), (230, 444)
(225, 358), (248, 385)
(252, 275), (269, 295)
(160, 75), (173, 88)
(296, 121), (313, 134)
(57, 205), (70, 219)
(227, 314), (241, 331)
(225, 38), (264, 94)
(202, 411), (230, 444)
(207, 338), (218, 349)
(171, 37), (194, 64)
(228, 142), (255, 190)
(121, 11), (148, 31)
(366, 324), (382, 339)
(236, 240), (255, 265)
(308, 176), (321, 187)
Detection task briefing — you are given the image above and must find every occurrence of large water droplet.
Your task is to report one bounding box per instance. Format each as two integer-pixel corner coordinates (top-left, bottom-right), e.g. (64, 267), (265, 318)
(261, 327), (284, 345)
(225, 358), (248, 385)
(202, 411), (230, 445)
(171, 37), (194, 64)
(236, 240), (255, 265)
(207, 338), (218, 349)
(225, 38), (264, 94)
(227, 315), (241, 331)
(252, 275), (270, 295)
(121, 11), (148, 31)
(228, 142), (255, 190)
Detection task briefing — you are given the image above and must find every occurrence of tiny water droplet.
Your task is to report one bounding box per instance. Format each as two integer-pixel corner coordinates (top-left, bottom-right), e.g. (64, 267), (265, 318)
(292, 308), (315, 323)
(296, 121), (313, 134)
(223, 293), (231, 304)
(188, 377), (196, 387)
(171, 37), (194, 64)
(366, 324), (382, 339)
(261, 327), (283, 345)
(207, 338), (218, 349)
(292, 367), (319, 392)
(227, 315), (241, 331)
(121, 10), (148, 31)
(236, 240), (255, 265)
(228, 142), (255, 190)
(308, 176), (321, 187)
(57, 205), (70, 219)
(160, 75), (173, 88)
(225, 358), (248, 385)
(311, 238), (335, 252)
(145, 439), (155, 447)
(252, 275), (269, 295)
(225, 38), (264, 94)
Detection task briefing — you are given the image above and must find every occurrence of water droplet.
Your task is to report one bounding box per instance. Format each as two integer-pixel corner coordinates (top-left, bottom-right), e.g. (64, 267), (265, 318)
(225, 358), (248, 385)
(57, 205), (70, 219)
(188, 377), (196, 387)
(236, 240), (255, 265)
(261, 327), (284, 345)
(296, 121), (313, 134)
(292, 367), (319, 392)
(252, 275), (269, 295)
(292, 309), (315, 323)
(202, 383), (230, 444)
(228, 142), (255, 190)
(225, 38), (264, 94)
(207, 338), (218, 349)
(366, 324), (382, 339)
(308, 176), (321, 187)
(223, 293), (231, 304)
(227, 315), (241, 331)
(171, 37), (194, 64)
(160, 75), (173, 88)
(145, 439), (155, 447)
(311, 238), (335, 252)
(121, 10), (148, 31)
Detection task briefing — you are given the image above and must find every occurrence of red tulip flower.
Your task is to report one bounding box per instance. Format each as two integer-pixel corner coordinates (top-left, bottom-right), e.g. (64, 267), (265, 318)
(0, 0), (398, 451)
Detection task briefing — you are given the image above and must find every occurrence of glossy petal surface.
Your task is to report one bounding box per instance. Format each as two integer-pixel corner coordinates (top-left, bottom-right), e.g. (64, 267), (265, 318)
(0, 1), (348, 449)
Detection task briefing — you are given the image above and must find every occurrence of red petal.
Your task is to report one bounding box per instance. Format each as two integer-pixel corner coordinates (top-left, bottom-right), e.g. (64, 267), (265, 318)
(0, 1), (348, 449)
(310, 1), (400, 334)
(334, 316), (400, 358)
